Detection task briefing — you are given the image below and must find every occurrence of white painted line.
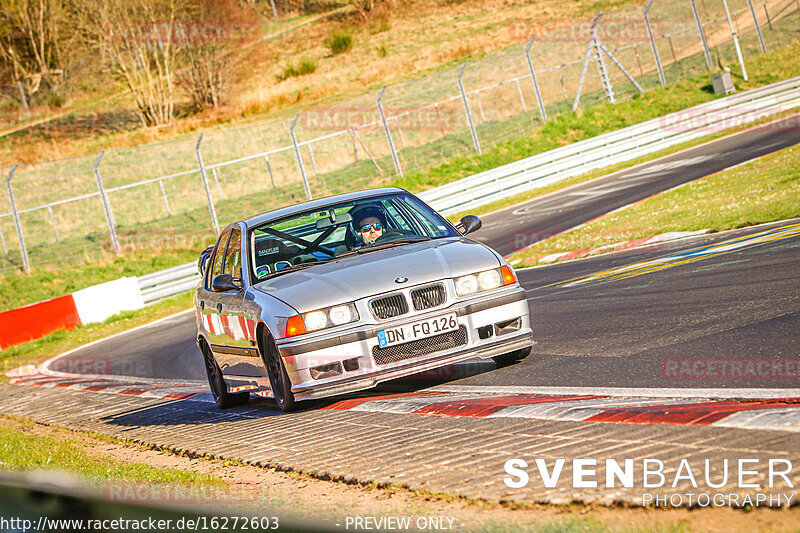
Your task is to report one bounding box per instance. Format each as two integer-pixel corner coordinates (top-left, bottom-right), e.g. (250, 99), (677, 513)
(424, 385), (800, 400)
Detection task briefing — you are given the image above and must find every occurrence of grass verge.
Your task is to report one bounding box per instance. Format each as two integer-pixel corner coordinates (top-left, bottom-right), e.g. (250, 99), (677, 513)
(0, 415), (218, 486)
(5, 414), (797, 532)
(509, 140), (800, 266)
(0, 292), (193, 379)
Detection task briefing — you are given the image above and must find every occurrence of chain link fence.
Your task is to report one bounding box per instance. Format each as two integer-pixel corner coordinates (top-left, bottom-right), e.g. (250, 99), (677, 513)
(1, 0), (798, 272)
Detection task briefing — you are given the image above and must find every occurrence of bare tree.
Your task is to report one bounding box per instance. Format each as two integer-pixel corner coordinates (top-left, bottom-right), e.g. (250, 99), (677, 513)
(0, 0), (74, 97)
(350, 0), (390, 23)
(177, 0), (255, 110)
(77, 0), (183, 127)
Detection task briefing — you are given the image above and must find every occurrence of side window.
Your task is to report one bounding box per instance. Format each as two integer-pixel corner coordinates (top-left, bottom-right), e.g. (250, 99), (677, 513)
(224, 228), (242, 279)
(400, 197), (450, 237)
(382, 201), (413, 232)
(207, 229), (232, 288)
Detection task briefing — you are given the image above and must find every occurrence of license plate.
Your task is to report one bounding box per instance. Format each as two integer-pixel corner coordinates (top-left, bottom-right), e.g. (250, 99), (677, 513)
(377, 313), (458, 348)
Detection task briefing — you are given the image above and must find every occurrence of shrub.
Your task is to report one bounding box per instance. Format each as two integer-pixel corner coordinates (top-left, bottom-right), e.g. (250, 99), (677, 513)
(325, 29), (354, 55)
(277, 58), (317, 81)
(369, 17), (391, 34)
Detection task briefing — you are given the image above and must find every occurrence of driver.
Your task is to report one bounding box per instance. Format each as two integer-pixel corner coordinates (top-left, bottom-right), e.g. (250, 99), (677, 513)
(350, 205), (387, 246)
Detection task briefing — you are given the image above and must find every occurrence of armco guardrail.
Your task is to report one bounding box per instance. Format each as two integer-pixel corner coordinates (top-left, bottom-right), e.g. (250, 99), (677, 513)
(137, 76), (800, 304)
(419, 75), (800, 215)
(138, 263), (199, 305)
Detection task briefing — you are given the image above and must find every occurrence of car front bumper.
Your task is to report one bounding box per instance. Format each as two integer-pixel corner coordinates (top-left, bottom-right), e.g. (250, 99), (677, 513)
(274, 287), (532, 401)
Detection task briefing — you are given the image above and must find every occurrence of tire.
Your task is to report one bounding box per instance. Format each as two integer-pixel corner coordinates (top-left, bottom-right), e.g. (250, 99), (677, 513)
(492, 346), (532, 368)
(201, 342), (249, 409)
(262, 331), (296, 412)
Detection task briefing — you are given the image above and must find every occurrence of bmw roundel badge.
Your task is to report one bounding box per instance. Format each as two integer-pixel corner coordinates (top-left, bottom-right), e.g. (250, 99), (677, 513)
(395, 277), (408, 284)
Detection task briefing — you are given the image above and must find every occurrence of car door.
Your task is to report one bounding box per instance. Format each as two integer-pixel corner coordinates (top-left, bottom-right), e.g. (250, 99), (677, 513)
(216, 225), (263, 378)
(200, 228), (231, 362)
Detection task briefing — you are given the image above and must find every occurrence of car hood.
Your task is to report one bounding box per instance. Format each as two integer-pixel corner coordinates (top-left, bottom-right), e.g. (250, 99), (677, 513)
(253, 238), (501, 313)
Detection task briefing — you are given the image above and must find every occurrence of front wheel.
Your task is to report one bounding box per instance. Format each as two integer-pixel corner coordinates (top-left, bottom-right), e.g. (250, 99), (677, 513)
(202, 342), (249, 409)
(492, 346), (532, 368)
(262, 332), (296, 412)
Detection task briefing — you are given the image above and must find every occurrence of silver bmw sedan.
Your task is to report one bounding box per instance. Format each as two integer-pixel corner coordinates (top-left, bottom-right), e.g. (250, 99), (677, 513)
(195, 187), (533, 411)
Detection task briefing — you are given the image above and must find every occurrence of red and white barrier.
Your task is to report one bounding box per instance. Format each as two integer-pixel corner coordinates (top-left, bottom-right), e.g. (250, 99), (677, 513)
(0, 276), (144, 350)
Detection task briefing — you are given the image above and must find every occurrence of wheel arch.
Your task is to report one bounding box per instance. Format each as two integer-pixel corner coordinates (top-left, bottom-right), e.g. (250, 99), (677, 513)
(197, 331), (211, 350)
(255, 321), (274, 362)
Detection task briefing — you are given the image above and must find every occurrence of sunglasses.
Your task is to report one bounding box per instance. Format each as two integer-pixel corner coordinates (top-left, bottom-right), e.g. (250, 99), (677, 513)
(359, 223), (383, 233)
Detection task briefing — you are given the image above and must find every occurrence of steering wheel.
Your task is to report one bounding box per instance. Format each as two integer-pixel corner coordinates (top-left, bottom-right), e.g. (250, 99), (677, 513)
(374, 229), (414, 243)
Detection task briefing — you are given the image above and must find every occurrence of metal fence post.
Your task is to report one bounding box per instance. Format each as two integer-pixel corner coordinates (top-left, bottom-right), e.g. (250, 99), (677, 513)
(290, 114), (313, 199)
(723, 0), (748, 80)
(457, 64), (481, 155)
(350, 128), (383, 174)
(377, 87), (404, 177)
(691, 0), (713, 70)
(525, 38), (548, 122)
(591, 15), (615, 104)
(6, 164), (30, 271)
(264, 155), (276, 189)
(195, 134), (220, 235)
(269, 0), (278, 19)
(47, 206), (59, 241)
(93, 151), (121, 255)
(644, 0), (666, 86)
(307, 144), (319, 176)
(747, 0), (767, 53)
(557, 65), (569, 101)
(211, 167), (224, 200)
(158, 179), (171, 215)
(514, 78), (528, 112)
(572, 40), (594, 111)
(0, 225), (6, 255)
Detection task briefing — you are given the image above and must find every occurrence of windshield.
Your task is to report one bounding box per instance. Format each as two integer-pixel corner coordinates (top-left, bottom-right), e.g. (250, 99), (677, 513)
(249, 193), (457, 282)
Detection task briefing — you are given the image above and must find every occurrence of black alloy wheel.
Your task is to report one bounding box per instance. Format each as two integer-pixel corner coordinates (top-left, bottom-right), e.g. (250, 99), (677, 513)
(262, 331), (296, 412)
(202, 342), (249, 409)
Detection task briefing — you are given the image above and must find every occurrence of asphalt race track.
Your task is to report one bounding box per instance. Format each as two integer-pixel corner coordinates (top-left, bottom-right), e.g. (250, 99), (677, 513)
(463, 221), (800, 390)
(474, 115), (800, 256)
(46, 117), (800, 392)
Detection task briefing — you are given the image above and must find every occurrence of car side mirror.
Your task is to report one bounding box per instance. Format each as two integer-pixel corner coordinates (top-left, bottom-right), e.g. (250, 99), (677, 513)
(456, 215), (482, 235)
(212, 274), (242, 292)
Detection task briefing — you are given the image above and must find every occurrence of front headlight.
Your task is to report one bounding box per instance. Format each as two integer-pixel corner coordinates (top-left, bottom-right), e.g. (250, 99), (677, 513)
(477, 269), (502, 290)
(455, 266), (516, 297)
(455, 274), (479, 296)
(301, 303), (359, 333)
(329, 305), (354, 325)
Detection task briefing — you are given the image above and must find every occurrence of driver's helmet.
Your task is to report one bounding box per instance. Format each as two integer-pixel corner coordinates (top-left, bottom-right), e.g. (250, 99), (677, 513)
(349, 203), (388, 233)
(348, 203), (388, 246)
